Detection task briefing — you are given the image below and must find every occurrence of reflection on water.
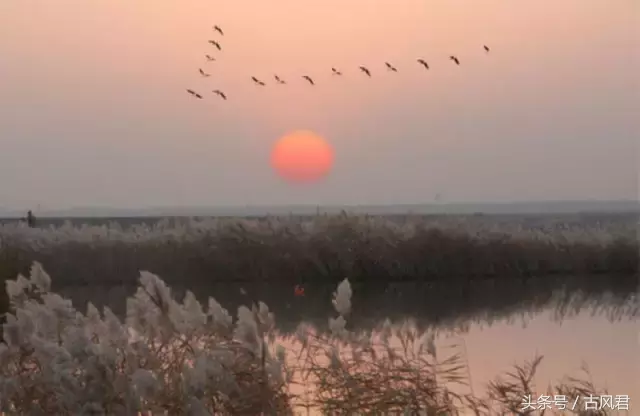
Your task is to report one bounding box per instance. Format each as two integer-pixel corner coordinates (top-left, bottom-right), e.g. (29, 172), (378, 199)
(440, 308), (638, 402)
(276, 310), (638, 414)
(57, 274), (637, 331)
(57, 276), (637, 412)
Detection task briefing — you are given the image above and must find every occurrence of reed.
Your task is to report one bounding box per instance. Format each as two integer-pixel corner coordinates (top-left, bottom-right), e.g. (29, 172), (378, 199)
(0, 263), (622, 415)
(0, 214), (636, 290)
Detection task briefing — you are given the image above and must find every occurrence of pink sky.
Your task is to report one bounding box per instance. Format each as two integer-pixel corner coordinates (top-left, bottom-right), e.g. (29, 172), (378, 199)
(0, 0), (637, 209)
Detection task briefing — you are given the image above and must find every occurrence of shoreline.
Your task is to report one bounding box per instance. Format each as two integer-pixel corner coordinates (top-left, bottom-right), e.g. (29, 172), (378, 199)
(1, 214), (637, 321)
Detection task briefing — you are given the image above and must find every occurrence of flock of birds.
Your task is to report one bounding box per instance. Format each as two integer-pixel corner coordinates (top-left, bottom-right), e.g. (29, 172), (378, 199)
(186, 25), (491, 101)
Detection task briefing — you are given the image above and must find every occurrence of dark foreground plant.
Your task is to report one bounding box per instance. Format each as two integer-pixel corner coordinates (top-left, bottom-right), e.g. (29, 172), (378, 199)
(0, 263), (626, 415)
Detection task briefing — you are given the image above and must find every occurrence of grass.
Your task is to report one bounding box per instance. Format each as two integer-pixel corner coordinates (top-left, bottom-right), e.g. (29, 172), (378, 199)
(0, 263), (628, 415)
(1, 214), (637, 324)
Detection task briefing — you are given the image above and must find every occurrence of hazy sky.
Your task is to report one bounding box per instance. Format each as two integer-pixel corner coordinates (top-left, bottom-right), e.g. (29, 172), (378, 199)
(1, 0), (638, 210)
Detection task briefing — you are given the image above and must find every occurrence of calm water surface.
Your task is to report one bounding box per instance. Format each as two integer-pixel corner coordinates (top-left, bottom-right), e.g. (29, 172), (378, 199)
(444, 309), (638, 401)
(279, 311), (638, 415)
(55, 276), (639, 413)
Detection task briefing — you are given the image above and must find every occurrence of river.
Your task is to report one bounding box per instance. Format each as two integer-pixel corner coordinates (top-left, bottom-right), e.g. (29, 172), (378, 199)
(54, 275), (638, 414)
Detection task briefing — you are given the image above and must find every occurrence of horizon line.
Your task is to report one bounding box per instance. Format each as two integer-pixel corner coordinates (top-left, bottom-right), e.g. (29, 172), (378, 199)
(1, 199), (638, 218)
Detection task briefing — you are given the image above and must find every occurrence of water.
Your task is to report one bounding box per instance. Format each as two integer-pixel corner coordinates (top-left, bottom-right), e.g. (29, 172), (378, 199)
(55, 276), (638, 412)
(3, 211), (636, 412)
(278, 311), (639, 414)
(450, 309), (638, 401)
(1, 211), (637, 230)
(1, 200), (638, 219)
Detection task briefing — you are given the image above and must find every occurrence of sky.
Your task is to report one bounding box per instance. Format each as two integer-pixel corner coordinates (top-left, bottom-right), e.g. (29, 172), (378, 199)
(1, 0), (638, 210)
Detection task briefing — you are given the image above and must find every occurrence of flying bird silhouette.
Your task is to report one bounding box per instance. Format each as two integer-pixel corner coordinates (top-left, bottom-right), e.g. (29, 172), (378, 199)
(302, 75), (315, 85)
(417, 59), (429, 70)
(484, 45), (490, 53)
(212, 89), (227, 100)
(274, 75), (286, 84)
(385, 62), (398, 72)
(208, 40), (221, 50)
(186, 89), (203, 99)
(214, 25), (224, 36)
(199, 68), (210, 77)
(251, 76), (265, 86)
(205, 54), (216, 62)
(359, 66), (371, 77)
(331, 67), (342, 75)
(449, 55), (460, 65)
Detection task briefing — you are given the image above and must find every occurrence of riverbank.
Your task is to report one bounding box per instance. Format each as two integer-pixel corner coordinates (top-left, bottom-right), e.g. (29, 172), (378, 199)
(1, 214), (637, 316)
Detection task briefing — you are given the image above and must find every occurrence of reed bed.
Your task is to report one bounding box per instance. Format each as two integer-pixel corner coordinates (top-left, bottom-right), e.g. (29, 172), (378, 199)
(1, 214), (637, 320)
(0, 214), (637, 330)
(0, 213), (636, 248)
(0, 264), (622, 415)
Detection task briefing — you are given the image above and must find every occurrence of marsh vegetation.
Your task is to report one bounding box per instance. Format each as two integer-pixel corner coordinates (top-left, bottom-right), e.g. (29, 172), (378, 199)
(1, 264), (630, 415)
(0, 214), (636, 414)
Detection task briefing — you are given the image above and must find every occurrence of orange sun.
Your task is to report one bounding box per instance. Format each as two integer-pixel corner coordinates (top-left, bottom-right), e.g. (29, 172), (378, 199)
(270, 130), (334, 183)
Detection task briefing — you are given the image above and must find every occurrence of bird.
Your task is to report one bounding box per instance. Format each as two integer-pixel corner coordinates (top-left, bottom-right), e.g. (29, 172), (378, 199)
(385, 62), (398, 72)
(417, 59), (429, 70)
(199, 68), (210, 77)
(212, 89), (227, 100)
(302, 75), (315, 85)
(331, 67), (342, 76)
(186, 89), (203, 99)
(274, 75), (286, 84)
(208, 40), (221, 50)
(449, 55), (460, 65)
(205, 54), (216, 62)
(294, 284), (305, 297)
(484, 45), (490, 53)
(214, 25), (224, 36)
(359, 66), (371, 77)
(251, 76), (265, 86)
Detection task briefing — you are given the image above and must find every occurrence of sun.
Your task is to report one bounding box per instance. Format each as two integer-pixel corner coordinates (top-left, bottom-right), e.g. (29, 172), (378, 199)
(270, 130), (334, 183)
